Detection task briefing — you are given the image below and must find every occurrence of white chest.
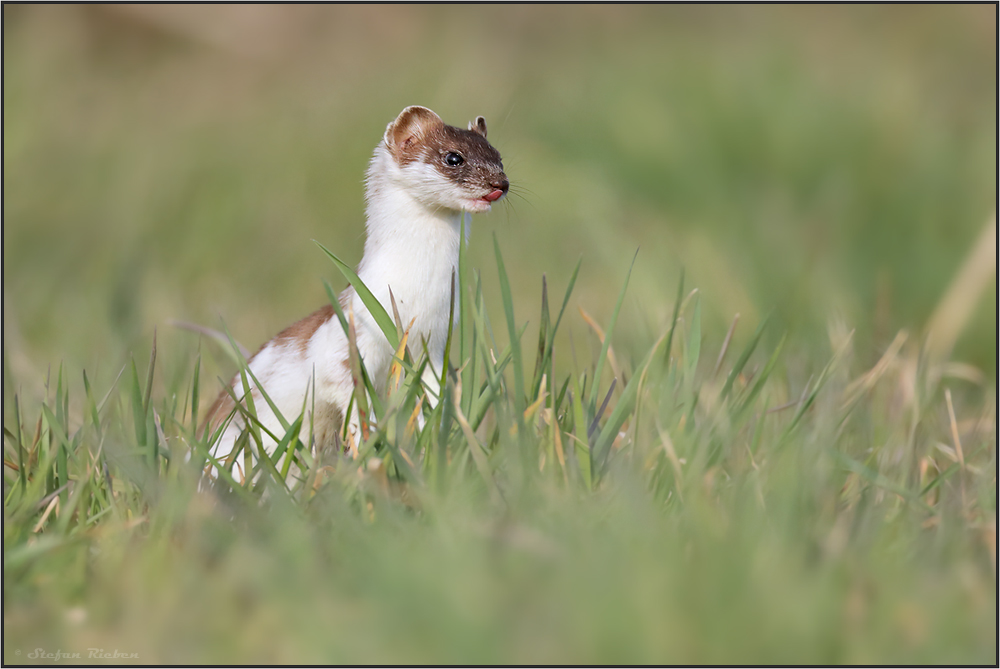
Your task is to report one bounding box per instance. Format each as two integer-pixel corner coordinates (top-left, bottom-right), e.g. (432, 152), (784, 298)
(356, 201), (463, 356)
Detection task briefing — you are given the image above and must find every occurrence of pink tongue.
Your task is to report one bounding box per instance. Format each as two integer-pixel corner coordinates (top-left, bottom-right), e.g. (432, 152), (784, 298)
(483, 189), (504, 202)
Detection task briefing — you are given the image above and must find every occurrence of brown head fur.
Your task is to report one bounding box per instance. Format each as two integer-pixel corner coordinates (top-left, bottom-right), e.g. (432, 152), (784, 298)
(383, 105), (508, 194)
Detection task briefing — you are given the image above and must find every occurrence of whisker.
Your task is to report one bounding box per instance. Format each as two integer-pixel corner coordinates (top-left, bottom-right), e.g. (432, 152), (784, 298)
(506, 189), (535, 211)
(502, 198), (518, 218)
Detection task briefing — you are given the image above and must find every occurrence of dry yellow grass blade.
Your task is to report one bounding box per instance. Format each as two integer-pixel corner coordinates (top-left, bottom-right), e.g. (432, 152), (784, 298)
(924, 215), (996, 363)
(344, 429), (359, 460)
(523, 373), (548, 422)
(656, 420), (684, 502)
(33, 496), (60, 533)
(841, 329), (908, 410)
(944, 388), (966, 470)
(404, 397), (424, 438)
(944, 387), (969, 511)
(387, 319), (414, 395)
(451, 382), (502, 505)
(578, 306), (623, 386)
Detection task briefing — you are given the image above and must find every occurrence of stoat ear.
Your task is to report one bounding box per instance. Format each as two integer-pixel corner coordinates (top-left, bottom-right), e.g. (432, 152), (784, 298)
(385, 106), (443, 158)
(469, 116), (488, 138)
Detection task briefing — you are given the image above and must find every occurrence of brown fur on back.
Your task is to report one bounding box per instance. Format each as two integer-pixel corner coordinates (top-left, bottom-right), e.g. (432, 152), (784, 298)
(273, 303), (333, 352)
(200, 388), (235, 439)
(199, 294), (350, 439)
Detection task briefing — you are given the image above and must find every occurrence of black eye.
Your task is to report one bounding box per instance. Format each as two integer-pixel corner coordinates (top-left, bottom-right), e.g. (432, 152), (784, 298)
(445, 152), (464, 166)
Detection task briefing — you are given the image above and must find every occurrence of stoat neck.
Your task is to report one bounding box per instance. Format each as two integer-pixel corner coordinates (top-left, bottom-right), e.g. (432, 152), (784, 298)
(362, 179), (463, 257)
(357, 149), (464, 323)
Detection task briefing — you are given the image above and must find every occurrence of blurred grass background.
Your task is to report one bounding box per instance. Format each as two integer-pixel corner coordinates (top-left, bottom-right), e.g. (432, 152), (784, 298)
(4, 4), (996, 398)
(3, 5), (997, 665)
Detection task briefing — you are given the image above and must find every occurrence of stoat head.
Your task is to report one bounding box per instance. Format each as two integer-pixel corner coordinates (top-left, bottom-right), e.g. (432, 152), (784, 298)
(375, 105), (509, 214)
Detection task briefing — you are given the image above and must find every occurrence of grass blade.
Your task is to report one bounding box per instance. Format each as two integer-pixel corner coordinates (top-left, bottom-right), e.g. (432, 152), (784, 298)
(494, 233), (525, 420)
(594, 346), (654, 477)
(143, 329), (157, 415)
(315, 240), (399, 350)
(129, 359), (147, 447)
(662, 268), (684, 369)
(587, 249), (638, 409)
(719, 314), (770, 403)
(82, 371), (101, 435)
(530, 274), (551, 398)
(189, 351), (201, 433)
(735, 334), (786, 421)
(13, 394), (27, 492)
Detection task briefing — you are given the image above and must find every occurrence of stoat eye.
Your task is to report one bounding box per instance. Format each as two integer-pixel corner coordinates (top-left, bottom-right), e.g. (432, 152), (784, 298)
(444, 152), (464, 167)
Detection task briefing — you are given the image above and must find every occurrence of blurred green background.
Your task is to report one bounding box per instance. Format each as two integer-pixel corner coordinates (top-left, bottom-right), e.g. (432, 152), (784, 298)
(4, 5), (996, 395)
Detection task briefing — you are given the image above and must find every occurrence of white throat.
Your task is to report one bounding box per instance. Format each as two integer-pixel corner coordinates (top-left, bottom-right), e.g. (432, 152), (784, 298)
(356, 144), (465, 354)
(362, 143), (464, 259)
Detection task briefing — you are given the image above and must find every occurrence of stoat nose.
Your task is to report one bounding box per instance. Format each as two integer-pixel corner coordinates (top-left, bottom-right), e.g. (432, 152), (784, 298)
(483, 176), (509, 202)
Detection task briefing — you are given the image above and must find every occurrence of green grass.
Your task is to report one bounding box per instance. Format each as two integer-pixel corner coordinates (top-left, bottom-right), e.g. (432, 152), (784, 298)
(4, 244), (996, 663)
(3, 5), (996, 665)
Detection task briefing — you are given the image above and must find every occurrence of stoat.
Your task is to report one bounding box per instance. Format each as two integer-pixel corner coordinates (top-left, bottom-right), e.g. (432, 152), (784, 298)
(202, 105), (509, 475)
